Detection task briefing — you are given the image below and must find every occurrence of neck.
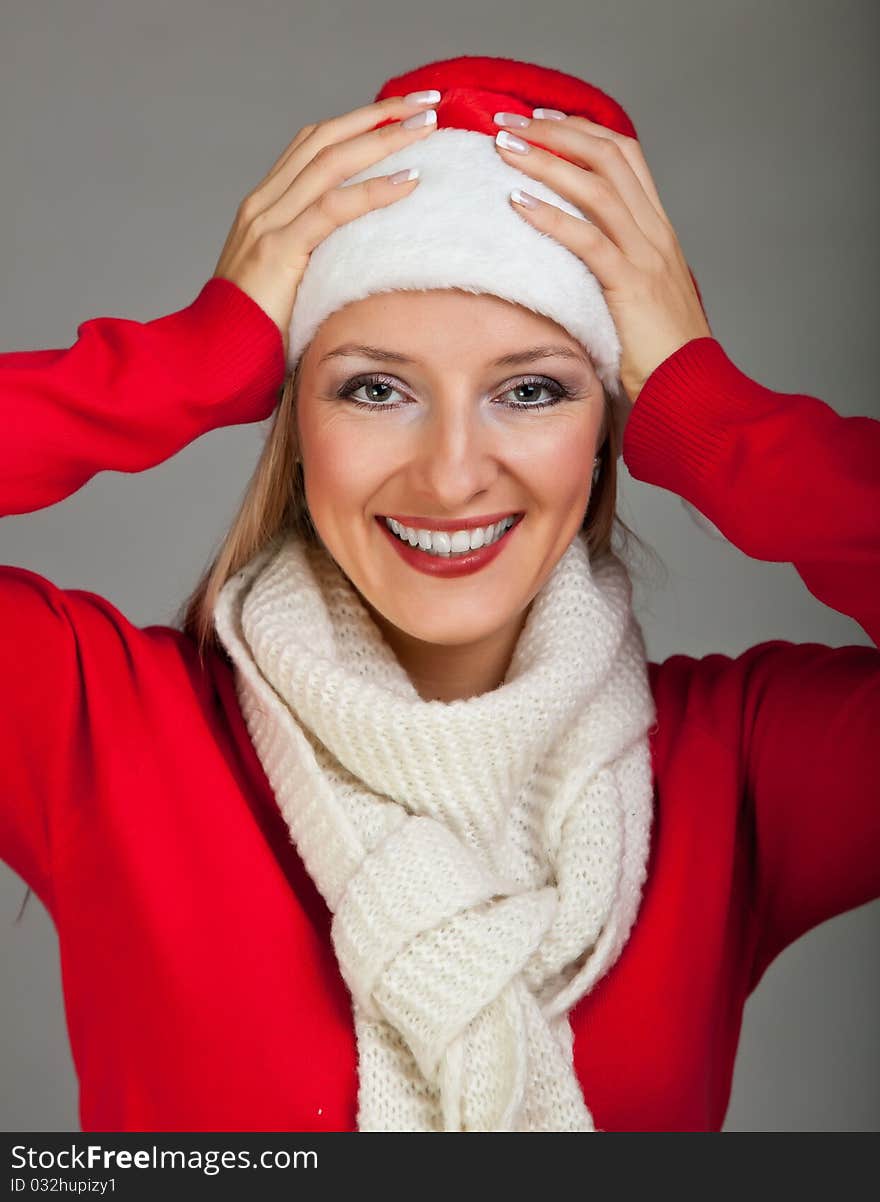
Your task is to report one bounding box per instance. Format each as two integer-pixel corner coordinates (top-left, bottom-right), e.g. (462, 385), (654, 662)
(364, 603), (530, 703)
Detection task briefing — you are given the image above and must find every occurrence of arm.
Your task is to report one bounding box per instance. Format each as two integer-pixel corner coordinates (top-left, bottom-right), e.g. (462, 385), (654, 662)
(0, 278), (285, 906)
(623, 337), (880, 984)
(622, 336), (880, 646)
(1, 277), (285, 515)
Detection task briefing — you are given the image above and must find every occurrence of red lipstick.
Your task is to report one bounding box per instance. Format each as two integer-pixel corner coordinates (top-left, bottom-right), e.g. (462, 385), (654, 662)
(375, 514), (522, 578)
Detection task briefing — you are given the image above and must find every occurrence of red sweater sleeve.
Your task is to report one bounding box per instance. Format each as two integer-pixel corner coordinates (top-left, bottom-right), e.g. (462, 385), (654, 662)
(0, 278), (285, 908)
(623, 337), (880, 987)
(1, 277), (285, 515)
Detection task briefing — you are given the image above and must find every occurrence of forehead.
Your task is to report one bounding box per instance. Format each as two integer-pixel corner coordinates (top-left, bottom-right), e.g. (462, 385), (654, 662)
(311, 288), (589, 363)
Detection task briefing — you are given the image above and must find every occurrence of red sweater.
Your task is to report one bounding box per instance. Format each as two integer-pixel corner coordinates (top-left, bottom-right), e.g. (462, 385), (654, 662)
(1, 278), (878, 1133)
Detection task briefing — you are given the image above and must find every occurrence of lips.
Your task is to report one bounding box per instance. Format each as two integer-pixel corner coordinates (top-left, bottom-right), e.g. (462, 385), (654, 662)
(375, 513), (522, 579)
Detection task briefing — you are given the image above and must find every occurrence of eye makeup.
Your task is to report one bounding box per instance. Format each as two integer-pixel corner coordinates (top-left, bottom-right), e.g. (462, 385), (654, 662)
(331, 371), (586, 414)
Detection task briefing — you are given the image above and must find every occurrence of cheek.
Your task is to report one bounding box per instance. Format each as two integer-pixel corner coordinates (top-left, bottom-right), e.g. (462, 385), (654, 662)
(302, 418), (385, 513)
(507, 417), (598, 505)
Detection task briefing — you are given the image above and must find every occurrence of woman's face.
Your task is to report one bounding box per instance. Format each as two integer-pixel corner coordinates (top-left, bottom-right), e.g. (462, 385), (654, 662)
(294, 288), (606, 665)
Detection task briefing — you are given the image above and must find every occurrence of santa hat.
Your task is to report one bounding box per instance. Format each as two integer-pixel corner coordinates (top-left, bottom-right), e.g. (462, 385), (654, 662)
(286, 54), (716, 535)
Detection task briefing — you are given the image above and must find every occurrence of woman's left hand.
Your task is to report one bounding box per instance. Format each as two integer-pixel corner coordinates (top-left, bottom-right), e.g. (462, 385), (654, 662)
(493, 110), (713, 414)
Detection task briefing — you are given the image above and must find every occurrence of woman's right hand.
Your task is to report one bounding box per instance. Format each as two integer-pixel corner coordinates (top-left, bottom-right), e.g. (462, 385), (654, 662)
(212, 92), (440, 359)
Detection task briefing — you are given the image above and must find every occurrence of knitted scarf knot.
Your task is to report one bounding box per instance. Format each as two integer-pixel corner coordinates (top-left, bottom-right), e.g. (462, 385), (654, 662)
(213, 527), (656, 1131)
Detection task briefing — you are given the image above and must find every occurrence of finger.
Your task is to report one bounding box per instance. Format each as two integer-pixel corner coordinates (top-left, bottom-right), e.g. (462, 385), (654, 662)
(563, 122), (693, 279)
(499, 119), (671, 258)
(508, 187), (638, 296)
(253, 123), (318, 190)
(250, 94), (435, 214)
(560, 116), (674, 227)
(270, 169), (422, 269)
(496, 134), (657, 267)
(253, 108), (437, 234)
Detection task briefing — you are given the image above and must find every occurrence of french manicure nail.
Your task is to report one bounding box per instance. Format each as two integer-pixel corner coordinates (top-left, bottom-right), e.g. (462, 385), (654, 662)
(402, 108), (437, 130)
(496, 130), (530, 154)
(404, 89), (441, 105)
(533, 108), (567, 120)
(388, 167), (420, 185)
(511, 188), (539, 208)
(493, 111), (530, 128)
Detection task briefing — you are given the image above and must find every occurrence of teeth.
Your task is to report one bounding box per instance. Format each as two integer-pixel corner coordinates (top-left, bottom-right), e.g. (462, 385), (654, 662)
(385, 515), (517, 557)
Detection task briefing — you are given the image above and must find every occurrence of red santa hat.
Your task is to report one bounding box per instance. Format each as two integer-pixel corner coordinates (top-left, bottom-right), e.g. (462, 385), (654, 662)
(288, 54), (708, 464)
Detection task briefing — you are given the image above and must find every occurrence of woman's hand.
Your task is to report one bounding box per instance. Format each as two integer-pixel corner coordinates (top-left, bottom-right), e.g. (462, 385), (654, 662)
(212, 92), (441, 358)
(493, 111), (713, 416)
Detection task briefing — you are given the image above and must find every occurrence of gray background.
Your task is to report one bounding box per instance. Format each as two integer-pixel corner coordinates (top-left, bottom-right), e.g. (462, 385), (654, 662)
(1, 0), (877, 1131)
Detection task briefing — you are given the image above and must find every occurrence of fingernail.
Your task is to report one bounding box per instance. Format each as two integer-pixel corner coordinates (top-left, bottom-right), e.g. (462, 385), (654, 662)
(388, 167), (420, 185)
(402, 108), (437, 130)
(496, 130), (530, 154)
(533, 108), (567, 120)
(404, 89), (441, 105)
(493, 111), (530, 128)
(510, 188), (539, 208)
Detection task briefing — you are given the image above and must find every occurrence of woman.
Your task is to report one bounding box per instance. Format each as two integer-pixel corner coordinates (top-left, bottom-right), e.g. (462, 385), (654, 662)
(1, 55), (878, 1132)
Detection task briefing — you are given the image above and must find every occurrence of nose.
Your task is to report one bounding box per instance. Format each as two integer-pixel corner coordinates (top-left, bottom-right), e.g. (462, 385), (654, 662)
(409, 393), (501, 510)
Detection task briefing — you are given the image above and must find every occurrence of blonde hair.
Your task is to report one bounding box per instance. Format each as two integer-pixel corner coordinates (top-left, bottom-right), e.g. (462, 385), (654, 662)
(173, 362), (645, 669)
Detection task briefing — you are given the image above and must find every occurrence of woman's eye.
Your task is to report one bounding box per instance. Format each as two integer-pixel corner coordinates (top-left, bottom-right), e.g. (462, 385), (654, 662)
(503, 380), (563, 409)
(336, 373), (572, 411)
(337, 375), (405, 408)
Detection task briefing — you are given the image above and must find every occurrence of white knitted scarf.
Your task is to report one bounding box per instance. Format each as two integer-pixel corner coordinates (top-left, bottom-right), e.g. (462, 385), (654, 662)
(213, 527), (656, 1131)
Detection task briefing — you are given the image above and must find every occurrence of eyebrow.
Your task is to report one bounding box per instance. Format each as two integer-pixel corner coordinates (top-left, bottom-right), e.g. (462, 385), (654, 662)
(317, 343), (590, 369)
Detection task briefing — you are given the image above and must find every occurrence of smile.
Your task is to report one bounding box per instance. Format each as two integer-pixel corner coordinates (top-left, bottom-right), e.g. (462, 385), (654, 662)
(375, 514), (523, 579)
(384, 514), (517, 556)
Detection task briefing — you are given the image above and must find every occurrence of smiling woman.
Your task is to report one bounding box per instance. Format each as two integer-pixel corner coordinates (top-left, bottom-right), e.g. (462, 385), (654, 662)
(2, 51), (877, 1136)
(173, 61), (675, 1127)
(177, 291), (639, 703)
(165, 55), (878, 1135)
(178, 287), (626, 702)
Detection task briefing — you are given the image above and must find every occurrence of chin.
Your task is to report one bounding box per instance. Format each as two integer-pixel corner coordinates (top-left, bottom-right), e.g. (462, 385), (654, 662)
(378, 603), (515, 649)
